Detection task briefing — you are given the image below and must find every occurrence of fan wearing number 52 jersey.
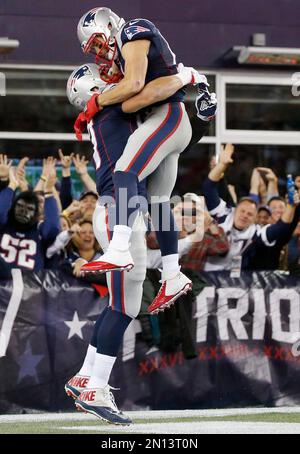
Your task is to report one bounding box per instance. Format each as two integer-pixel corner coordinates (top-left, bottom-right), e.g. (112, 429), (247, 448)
(0, 189), (60, 272)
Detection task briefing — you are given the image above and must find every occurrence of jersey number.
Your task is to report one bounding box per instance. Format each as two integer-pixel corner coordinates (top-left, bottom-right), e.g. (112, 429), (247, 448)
(0, 234), (37, 269)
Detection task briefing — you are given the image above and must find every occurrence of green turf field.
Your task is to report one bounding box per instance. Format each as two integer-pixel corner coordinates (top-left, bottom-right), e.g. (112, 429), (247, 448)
(1, 408), (300, 434)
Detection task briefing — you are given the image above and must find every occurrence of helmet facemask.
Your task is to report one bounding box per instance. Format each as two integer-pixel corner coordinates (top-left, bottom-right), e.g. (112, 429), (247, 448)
(78, 8), (125, 65)
(98, 61), (123, 84)
(83, 32), (116, 65)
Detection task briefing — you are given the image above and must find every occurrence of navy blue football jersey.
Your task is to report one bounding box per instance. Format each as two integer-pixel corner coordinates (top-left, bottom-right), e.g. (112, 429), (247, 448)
(88, 105), (147, 199)
(115, 18), (185, 104)
(0, 190), (60, 272)
(0, 227), (47, 271)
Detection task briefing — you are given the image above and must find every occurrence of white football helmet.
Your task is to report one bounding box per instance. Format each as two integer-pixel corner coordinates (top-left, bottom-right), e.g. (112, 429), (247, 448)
(77, 7), (125, 63)
(66, 63), (113, 110)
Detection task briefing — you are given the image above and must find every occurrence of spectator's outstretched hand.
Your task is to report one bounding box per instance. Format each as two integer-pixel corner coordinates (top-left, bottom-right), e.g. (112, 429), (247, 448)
(220, 144), (234, 165)
(58, 149), (73, 170)
(250, 168), (262, 196)
(73, 154), (88, 176)
(17, 157), (29, 170)
(258, 174), (267, 197)
(256, 167), (278, 182)
(64, 200), (82, 223)
(208, 144), (234, 182)
(0, 154), (12, 181)
(16, 157), (29, 192)
(209, 155), (217, 170)
(257, 167), (279, 200)
(44, 168), (57, 193)
(43, 156), (57, 178)
(72, 153), (96, 192)
(251, 168), (268, 200)
(8, 166), (20, 191)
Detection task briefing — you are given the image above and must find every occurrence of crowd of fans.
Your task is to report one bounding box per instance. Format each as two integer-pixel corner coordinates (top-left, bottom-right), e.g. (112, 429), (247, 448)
(0, 146), (299, 356)
(0, 151), (103, 283)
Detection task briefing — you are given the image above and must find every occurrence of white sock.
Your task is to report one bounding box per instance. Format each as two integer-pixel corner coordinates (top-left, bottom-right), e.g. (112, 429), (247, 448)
(161, 254), (180, 280)
(78, 345), (97, 377)
(78, 345), (96, 376)
(109, 225), (132, 251)
(88, 353), (116, 389)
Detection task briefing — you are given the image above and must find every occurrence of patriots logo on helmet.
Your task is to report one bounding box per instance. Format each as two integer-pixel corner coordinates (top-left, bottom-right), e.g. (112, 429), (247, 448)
(73, 65), (92, 80)
(124, 25), (150, 40)
(70, 65), (92, 89)
(83, 10), (97, 27)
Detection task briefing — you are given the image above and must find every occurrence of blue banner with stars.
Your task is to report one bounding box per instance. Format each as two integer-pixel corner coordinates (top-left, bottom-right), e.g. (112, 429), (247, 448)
(0, 269), (107, 413)
(1, 269), (300, 413)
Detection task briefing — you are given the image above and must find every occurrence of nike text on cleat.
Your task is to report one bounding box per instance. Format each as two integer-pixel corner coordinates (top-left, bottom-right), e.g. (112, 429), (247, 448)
(147, 272), (193, 314)
(75, 385), (132, 426)
(65, 374), (90, 400)
(81, 247), (134, 274)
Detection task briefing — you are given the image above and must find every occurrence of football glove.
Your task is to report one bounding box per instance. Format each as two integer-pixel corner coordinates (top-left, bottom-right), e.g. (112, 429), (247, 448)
(195, 85), (217, 121)
(84, 93), (103, 123)
(177, 63), (209, 87)
(74, 112), (87, 141)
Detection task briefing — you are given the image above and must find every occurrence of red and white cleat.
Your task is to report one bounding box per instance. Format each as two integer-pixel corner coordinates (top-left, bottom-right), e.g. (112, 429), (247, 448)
(81, 247), (134, 274)
(75, 386), (132, 425)
(147, 272), (193, 314)
(64, 374), (90, 400)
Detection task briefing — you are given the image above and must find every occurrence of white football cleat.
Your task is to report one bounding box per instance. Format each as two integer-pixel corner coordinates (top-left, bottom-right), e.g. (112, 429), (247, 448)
(65, 374), (90, 399)
(81, 246), (134, 274)
(75, 385), (132, 425)
(148, 271), (193, 314)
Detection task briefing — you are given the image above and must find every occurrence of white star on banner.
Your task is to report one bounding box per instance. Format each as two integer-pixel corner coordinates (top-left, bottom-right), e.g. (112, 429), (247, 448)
(64, 311), (87, 340)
